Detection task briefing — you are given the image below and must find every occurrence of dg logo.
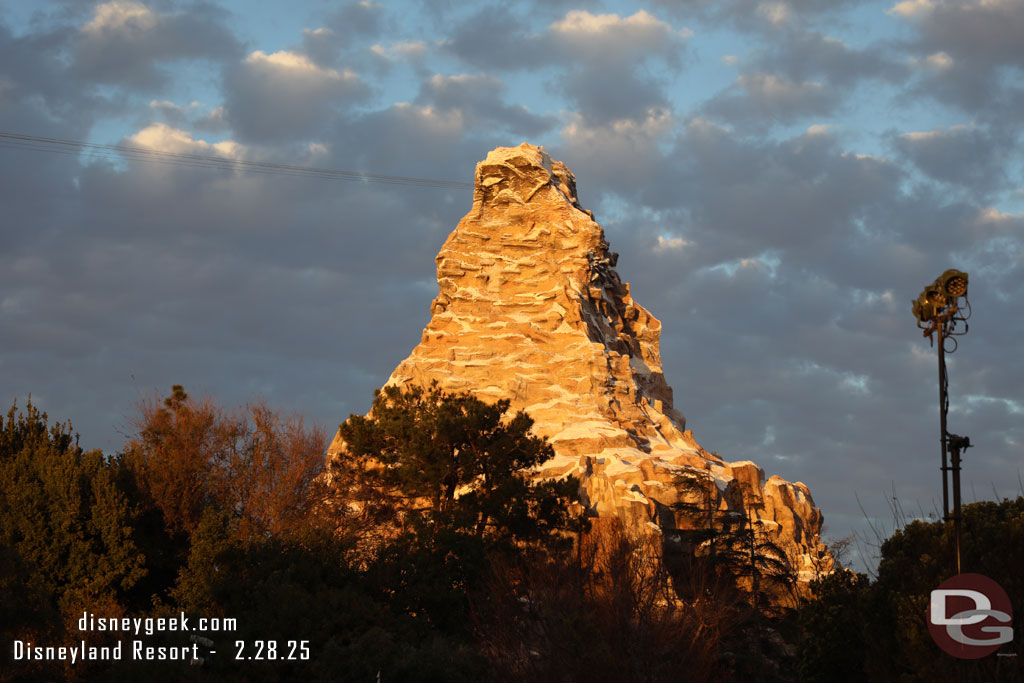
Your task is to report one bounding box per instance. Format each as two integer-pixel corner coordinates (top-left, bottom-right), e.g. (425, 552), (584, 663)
(928, 573), (1014, 659)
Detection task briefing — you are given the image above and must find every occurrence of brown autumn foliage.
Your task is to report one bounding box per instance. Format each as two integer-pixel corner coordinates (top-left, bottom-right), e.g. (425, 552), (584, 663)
(124, 385), (328, 541)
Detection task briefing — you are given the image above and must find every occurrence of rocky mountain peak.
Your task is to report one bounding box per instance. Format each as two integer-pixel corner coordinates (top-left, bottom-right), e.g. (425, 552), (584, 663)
(330, 143), (833, 587)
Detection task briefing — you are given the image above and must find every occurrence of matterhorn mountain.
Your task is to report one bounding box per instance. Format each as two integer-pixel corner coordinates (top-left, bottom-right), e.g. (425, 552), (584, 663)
(329, 143), (832, 585)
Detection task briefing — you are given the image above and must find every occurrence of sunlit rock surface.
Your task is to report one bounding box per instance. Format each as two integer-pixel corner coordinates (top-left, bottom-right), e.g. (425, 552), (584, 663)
(329, 143), (832, 583)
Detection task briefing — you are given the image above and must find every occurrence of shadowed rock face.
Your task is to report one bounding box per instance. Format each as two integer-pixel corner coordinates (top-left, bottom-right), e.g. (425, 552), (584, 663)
(329, 143), (832, 583)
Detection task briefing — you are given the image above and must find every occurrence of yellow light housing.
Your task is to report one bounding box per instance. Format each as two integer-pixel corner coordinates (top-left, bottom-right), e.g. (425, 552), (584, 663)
(912, 269), (968, 325)
(939, 269), (969, 299)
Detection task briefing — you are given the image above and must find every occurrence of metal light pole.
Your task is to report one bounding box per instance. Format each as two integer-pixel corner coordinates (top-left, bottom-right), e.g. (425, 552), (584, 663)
(946, 432), (971, 574)
(937, 318), (950, 520)
(912, 269), (970, 574)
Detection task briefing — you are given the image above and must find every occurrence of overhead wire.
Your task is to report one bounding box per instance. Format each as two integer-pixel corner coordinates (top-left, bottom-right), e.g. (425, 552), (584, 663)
(0, 131), (474, 189)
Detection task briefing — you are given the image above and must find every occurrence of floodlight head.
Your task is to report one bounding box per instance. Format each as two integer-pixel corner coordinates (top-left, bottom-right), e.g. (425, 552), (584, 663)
(939, 269), (968, 298)
(912, 268), (970, 327)
(913, 292), (936, 324)
(926, 286), (946, 306)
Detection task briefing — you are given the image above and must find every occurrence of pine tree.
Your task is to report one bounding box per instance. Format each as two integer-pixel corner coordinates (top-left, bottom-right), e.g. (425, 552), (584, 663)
(0, 399), (147, 680)
(334, 382), (582, 549)
(333, 383), (586, 636)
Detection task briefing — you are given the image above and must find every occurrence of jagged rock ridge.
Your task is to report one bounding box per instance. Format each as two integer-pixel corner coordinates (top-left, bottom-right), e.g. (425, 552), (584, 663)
(329, 143), (831, 582)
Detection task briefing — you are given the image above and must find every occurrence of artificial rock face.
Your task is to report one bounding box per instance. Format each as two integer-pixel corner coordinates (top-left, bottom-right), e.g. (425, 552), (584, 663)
(329, 143), (831, 582)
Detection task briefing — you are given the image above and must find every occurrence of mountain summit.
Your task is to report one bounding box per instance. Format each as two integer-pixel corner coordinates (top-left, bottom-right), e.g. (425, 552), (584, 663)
(329, 143), (831, 583)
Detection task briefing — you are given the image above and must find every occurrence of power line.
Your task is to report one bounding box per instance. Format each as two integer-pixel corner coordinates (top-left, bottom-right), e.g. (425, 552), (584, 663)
(0, 131), (474, 189)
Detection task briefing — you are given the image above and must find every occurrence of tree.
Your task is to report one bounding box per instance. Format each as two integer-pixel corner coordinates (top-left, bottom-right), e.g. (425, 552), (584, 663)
(123, 385), (235, 538)
(797, 498), (1024, 682)
(0, 400), (147, 680)
(124, 385), (329, 542)
(0, 400), (147, 613)
(332, 383), (586, 642)
(333, 382), (583, 550)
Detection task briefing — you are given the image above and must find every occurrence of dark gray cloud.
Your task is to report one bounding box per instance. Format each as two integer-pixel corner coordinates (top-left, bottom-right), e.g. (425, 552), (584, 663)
(442, 6), (549, 71)
(0, 19), (109, 125)
(324, 0), (389, 44)
(72, 0), (241, 88)
(222, 49), (371, 143)
(701, 72), (841, 128)
(891, 0), (1024, 119)
(753, 30), (909, 88)
(890, 124), (1016, 193)
(689, 22), (910, 133)
(652, 0), (862, 30)
(559, 65), (672, 126)
(300, 27), (343, 68)
(906, 58), (1024, 121)
(1, 128), (465, 452)
(296, 1), (392, 69)
(670, 13), (910, 134)
(147, 98), (201, 127)
(444, 7), (688, 124)
(891, 0), (1024, 68)
(415, 73), (556, 137)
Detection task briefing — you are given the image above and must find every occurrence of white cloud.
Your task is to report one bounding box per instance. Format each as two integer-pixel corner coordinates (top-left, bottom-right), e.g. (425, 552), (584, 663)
(549, 9), (689, 59)
(740, 73), (824, 100)
(82, 1), (157, 35)
(975, 207), (1023, 226)
(128, 123), (243, 158)
(705, 255), (775, 278)
(245, 50), (356, 82)
(562, 107), (675, 147)
(901, 123), (972, 142)
(428, 73), (492, 88)
(370, 40), (428, 61)
(758, 2), (792, 26)
(391, 102), (465, 136)
(654, 235), (690, 252)
(963, 394), (1024, 415)
(839, 372), (869, 394)
(924, 51), (954, 70)
(551, 9), (669, 36)
(687, 117), (733, 136)
(149, 99), (200, 112)
(888, 0), (935, 19)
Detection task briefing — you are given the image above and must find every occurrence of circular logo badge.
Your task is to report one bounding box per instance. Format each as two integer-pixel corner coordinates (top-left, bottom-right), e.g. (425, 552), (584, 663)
(928, 573), (1014, 659)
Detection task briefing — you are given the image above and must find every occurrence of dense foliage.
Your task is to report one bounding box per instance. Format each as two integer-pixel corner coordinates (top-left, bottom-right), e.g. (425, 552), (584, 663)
(1, 401), (146, 679)
(5, 388), (1022, 681)
(798, 498), (1024, 682)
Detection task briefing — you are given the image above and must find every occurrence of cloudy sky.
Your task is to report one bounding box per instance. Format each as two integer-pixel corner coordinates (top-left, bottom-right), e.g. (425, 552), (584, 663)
(2, 0), (1022, 571)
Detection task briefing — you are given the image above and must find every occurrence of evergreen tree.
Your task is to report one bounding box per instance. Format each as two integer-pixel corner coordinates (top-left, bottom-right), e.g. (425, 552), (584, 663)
(798, 497), (1024, 682)
(0, 400), (147, 680)
(334, 382), (583, 550)
(0, 400), (146, 615)
(333, 383), (586, 643)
